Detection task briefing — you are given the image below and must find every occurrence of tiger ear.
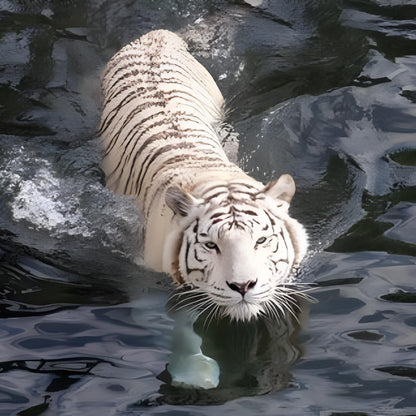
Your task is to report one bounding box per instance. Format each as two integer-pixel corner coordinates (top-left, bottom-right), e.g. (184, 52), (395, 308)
(165, 186), (201, 217)
(261, 174), (296, 204)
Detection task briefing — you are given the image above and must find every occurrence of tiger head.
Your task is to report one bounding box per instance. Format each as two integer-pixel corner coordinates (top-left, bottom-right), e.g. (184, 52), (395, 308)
(164, 174), (308, 322)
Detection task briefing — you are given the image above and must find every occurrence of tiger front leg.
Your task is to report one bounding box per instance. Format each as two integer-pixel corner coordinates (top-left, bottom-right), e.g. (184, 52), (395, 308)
(167, 311), (220, 390)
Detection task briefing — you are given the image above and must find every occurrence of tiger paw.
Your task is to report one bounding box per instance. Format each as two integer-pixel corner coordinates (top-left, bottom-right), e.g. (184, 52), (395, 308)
(167, 352), (220, 390)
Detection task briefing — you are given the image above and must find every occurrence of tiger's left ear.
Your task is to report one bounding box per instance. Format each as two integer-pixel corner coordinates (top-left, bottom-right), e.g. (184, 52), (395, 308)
(261, 174), (296, 204)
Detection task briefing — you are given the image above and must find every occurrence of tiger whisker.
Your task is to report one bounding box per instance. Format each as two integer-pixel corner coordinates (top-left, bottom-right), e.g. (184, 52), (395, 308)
(277, 285), (318, 303)
(275, 292), (302, 310)
(178, 297), (212, 314)
(167, 291), (211, 314)
(203, 302), (222, 330)
(168, 291), (205, 305)
(270, 291), (301, 323)
(284, 282), (316, 286)
(262, 300), (279, 322)
(274, 294), (302, 317)
(268, 296), (287, 319)
(286, 303), (301, 324)
(167, 295), (204, 312)
(271, 300), (297, 323)
(253, 288), (272, 298)
(200, 298), (224, 328)
(288, 290), (317, 304)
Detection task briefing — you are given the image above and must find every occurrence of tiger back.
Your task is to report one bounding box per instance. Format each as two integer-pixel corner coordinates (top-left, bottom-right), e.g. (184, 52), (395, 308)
(99, 30), (308, 321)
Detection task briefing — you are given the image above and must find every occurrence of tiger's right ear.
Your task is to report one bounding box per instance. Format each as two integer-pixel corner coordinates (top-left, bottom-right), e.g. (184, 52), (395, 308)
(165, 186), (201, 217)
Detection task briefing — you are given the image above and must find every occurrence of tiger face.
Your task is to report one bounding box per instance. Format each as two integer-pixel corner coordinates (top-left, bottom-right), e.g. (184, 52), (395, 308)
(165, 174), (308, 322)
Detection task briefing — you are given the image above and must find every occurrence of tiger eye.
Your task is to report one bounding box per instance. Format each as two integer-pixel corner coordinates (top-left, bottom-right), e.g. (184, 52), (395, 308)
(256, 237), (267, 245)
(205, 241), (218, 250)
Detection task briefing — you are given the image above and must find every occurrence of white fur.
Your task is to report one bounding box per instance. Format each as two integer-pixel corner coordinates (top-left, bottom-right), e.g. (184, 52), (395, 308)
(99, 30), (308, 321)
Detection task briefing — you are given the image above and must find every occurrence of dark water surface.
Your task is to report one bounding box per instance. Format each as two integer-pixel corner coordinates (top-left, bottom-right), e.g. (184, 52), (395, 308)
(1, 0), (416, 415)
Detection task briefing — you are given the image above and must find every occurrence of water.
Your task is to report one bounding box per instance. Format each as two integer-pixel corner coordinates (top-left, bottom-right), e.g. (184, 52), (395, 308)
(0, 0), (415, 414)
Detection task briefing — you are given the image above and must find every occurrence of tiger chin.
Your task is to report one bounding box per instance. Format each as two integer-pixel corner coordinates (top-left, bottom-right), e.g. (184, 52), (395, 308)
(99, 29), (308, 322)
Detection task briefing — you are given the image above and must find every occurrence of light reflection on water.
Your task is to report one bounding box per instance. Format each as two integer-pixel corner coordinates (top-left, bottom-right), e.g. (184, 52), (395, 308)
(0, 0), (416, 414)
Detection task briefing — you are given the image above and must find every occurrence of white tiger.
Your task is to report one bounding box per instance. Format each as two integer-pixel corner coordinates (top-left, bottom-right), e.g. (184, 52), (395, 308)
(99, 30), (308, 322)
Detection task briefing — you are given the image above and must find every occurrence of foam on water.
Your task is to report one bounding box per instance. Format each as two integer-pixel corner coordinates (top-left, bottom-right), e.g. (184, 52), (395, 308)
(0, 140), (143, 261)
(11, 163), (91, 236)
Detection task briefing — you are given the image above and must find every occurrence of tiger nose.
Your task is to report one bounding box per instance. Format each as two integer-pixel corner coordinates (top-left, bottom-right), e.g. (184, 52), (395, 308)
(226, 279), (257, 297)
